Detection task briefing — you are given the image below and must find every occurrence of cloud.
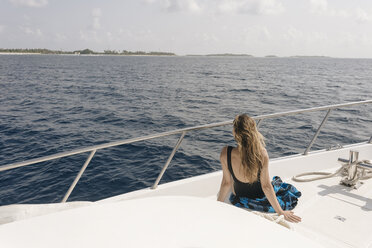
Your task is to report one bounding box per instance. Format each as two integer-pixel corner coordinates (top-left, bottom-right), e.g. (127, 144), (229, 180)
(201, 33), (219, 42)
(79, 8), (103, 43)
(92, 8), (102, 17)
(241, 25), (272, 47)
(80, 30), (101, 43)
(309, 0), (372, 22)
(218, 0), (285, 15)
(121, 29), (155, 42)
(146, 0), (202, 13)
(283, 26), (330, 48)
(91, 8), (102, 30)
(20, 26), (43, 36)
(355, 8), (371, 23)
(54, 33), (67, 41)
(106, 32), (114, 42)
(0, 25), (5, 34)
(145, 0), (284, 15)
(168, 0), (201, 13)
(309, 0), (327, 13)
(284, 27), (303, 41)
(9, 0), (48, 7)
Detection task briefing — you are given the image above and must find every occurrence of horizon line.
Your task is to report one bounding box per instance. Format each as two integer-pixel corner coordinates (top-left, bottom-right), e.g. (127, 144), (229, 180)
(1, 48), (372, 59)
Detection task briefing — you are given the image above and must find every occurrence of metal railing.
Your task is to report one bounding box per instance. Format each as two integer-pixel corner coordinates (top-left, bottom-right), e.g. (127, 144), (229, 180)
(1, 100), (371, 202)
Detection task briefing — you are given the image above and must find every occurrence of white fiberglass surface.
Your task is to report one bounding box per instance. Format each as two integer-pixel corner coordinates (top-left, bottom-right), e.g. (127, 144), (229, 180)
(282, 144), (372, 248)
(291, 174), (372, 248)
(0, 143), (371, 248)
(0, 196), (324, 248)
(95, 143), (372, 248)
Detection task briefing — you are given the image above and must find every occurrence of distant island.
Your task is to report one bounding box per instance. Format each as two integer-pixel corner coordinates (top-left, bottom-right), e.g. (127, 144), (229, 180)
(0, 48), (176, 56)
(0, 49), (335, 58)
(205, 53), (253, 57)
(289, 55), (331, 58)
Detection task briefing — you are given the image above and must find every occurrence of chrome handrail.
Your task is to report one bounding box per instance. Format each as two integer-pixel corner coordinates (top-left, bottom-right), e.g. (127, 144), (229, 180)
(1, 99), (371, 202)
(303, 109), (332, 155)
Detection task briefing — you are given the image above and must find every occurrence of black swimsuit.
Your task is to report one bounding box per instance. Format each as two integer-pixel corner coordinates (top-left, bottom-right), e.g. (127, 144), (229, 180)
(227, 146), (265, 199)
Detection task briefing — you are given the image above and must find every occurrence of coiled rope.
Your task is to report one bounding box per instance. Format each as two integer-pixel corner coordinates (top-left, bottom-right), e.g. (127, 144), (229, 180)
(292, 160), (372, 183)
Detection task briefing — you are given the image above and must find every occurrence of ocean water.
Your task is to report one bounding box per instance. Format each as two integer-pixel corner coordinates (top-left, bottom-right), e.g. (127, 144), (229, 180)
(0, 55), (371, 205)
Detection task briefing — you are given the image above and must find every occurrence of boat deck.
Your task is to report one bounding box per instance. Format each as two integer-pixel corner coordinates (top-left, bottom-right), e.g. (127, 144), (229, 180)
(0, 142), (371, 248)
(98, 142), (372, 248)
(290, 171), (372, 248)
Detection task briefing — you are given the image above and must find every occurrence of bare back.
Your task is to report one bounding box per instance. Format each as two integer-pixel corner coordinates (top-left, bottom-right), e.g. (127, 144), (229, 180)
(226, 146), (265, 199)
(229, 147), (259, 183)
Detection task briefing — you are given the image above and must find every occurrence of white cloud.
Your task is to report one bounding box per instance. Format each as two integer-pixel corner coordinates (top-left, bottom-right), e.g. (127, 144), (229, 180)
(54, 33), (67, 41)
(355, 8), (371, 23)
(91, 8), (102, 30)
(283, 26), (329, 44)
(170, 0), (201, 13)
(92, 18), (101, 29)
(309, 0), (347, 17)
(9, 0), (48, 7)
(260, 0), (285, 15)
(284, 27), (303, 42)
(243, 26), (271, 42)
(92, 8), (102, 17)
(145, 0), (285, 15)
(80, 30), (101, 43)
(185, 0), (202, 13)
(359, 33), (372, 46)
(20, 26), (43, 36)
(125, 29), (155, 41)
(150, 0), (202, 13)
(201, 33), (219, 42)
(309, 0), (327, 14)
(309, 0), (372, 22)
(217, 0), (285, 15)
(106, 32), (114, 42)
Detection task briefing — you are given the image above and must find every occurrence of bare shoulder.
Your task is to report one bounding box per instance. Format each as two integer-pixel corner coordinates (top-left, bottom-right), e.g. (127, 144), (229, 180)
(261, 148), (269, 167)
(220, 146), (228, 161)
(219, 146), (231, 173)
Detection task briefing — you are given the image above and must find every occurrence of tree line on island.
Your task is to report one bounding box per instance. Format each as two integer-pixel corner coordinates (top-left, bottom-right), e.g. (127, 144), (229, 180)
(0, 48), (176, 56)
(0, 48), (332, 58)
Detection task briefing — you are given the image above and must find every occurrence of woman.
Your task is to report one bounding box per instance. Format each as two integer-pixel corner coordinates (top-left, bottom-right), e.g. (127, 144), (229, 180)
(217, 114), (301, 223)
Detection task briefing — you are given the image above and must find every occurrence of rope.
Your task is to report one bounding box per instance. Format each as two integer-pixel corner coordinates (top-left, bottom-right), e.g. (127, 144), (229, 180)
(292, 160), (372, 183)
(250, 210), (291, 229)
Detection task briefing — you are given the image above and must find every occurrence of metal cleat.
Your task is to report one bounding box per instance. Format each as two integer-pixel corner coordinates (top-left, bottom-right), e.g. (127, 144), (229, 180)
(339, 150), (362, 188)
(338, 152), (372, 189)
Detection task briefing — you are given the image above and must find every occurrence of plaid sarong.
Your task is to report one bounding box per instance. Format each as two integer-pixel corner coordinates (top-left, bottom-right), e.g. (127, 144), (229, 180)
(229, 176), (301, 213)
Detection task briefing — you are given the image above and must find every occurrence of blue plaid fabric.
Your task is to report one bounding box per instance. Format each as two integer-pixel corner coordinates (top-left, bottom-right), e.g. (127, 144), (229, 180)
(229, 176), (301, 213)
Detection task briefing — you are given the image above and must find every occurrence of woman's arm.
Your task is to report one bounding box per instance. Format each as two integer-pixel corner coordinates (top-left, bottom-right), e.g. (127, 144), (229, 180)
(260, 150), (301, 223)
(217, 147), (233, 202)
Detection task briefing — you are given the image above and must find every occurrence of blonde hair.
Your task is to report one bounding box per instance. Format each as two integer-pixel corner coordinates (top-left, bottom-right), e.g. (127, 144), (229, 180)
(233, 114), (266, 182)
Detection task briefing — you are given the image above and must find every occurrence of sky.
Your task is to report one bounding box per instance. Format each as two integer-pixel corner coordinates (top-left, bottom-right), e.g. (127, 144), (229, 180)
(1, 0), (372, 57)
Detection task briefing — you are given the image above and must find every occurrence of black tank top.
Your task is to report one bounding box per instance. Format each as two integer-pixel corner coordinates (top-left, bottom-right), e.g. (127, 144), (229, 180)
(227, 146), (265, 199)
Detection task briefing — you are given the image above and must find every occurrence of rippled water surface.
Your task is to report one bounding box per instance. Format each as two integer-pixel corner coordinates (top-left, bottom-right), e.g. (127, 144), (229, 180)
(0, 55), (371, 205)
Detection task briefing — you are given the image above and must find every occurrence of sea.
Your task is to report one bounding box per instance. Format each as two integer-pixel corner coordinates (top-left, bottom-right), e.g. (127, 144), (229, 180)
(0, 55), (371, 206)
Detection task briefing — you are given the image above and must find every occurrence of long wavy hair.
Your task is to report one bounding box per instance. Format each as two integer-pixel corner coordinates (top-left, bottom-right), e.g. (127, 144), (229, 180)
(233, 114), (266, 182)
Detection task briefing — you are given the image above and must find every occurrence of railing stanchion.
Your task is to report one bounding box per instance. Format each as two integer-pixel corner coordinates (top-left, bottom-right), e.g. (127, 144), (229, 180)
(61, 150), (96, 203)
(369, 136), (372, 143)
(303, 109), (332, 155)
(151, 131), (186, 189)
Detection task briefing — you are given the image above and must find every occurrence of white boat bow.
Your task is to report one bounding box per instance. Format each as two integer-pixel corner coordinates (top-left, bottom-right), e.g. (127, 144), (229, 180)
(0, 195), (324, 248)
